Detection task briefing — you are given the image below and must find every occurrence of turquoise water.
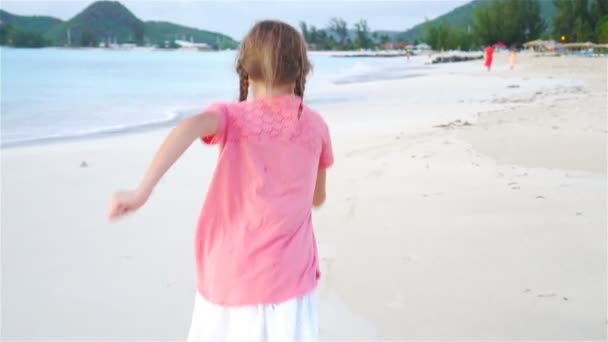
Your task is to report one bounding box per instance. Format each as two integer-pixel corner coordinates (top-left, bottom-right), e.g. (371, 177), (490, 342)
(1, 47), (411, 146)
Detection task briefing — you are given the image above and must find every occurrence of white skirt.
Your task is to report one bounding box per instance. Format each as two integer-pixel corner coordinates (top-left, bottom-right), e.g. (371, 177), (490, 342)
(187, 290), (319, 342)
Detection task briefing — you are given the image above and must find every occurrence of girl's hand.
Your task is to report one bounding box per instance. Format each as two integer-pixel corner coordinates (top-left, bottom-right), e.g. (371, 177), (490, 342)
(107, 111), (219, 221)
(107, 190), (148, 220)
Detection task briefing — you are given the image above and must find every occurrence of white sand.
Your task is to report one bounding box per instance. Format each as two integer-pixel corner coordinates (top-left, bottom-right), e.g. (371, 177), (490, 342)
(2, 52), (606, 340)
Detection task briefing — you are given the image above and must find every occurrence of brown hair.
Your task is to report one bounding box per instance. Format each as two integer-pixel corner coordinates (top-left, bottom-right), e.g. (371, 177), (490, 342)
(236, 20), (312, 116)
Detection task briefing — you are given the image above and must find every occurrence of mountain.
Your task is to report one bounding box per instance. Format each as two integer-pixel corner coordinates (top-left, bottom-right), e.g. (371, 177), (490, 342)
(400, 1), (481, 41)
(0, 9), (63, 33)
(44, 1), (145, 45)
(399, 0), (556, 42)
(0, 1), (237, 48)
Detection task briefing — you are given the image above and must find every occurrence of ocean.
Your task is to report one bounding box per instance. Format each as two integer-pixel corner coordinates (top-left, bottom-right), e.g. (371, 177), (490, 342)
(1, 47), (418, 147)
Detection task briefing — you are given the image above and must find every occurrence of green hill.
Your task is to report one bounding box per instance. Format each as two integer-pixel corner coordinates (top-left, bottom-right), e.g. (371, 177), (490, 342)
(0, 10), (62, 47)
(400, 0), (555, 41)
(400, 1), (481, 41)
(0, 9), (63, 33)
(0, 1), (237, 48)
(44, 1), (144, 46)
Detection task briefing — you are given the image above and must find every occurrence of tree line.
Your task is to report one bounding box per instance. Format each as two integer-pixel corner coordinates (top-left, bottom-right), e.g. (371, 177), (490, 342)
(0, 25), (49, 48)
(425, 0), (608, 51)
(553, 0), (608, 43)
(300, 18), (392, 50)
(0, 24), (137, 48)
(5, 0), (608, 50)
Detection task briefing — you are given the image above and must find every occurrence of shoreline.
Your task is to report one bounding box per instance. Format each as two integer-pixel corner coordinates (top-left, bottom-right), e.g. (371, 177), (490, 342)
(0, 53), (420, 149)
(0, 52), (565, 149)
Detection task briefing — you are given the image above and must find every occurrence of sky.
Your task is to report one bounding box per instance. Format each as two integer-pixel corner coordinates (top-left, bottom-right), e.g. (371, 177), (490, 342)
(1, 0), (470, 39)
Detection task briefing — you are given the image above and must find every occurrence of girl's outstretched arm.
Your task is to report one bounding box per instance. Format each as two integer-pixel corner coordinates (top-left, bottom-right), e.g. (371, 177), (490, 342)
(108, 112), (219, 220)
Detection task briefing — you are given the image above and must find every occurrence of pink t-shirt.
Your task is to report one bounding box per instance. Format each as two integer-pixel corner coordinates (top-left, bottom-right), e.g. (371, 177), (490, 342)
(195, 94), (334, 306)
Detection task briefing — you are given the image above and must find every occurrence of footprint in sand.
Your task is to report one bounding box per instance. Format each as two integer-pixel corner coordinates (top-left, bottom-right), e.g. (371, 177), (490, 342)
(537, 292), (557, 298)
(402, 255), (415, 264)
(536, 195), (545, 199)
(524, 288), (568, 301)
(421, 192), (443, 198)
(368, 169), (383, 177)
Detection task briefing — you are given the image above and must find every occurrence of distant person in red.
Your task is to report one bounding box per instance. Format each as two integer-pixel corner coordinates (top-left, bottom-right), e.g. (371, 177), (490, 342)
(509, 45), (517, 70)
(484, 45), (494, 71)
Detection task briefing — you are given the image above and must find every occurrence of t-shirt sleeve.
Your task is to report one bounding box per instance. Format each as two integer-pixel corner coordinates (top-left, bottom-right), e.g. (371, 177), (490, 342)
(319, 123), (334, 169)
(201, 103), (228, 145)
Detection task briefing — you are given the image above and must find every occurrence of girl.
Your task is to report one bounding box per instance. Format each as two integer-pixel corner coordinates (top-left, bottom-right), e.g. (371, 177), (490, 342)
(508, 45), (517, 70)
(484, 44), (494, 71)
(108, 20), (333, 341)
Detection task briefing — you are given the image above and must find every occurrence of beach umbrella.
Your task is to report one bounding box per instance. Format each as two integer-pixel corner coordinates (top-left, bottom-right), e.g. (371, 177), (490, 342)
(523, 39), (544, 48)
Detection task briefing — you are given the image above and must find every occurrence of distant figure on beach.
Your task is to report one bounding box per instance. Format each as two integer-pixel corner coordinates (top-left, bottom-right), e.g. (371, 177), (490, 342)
(108, 20), (332, 341)
(484, 45), (494, 71)
(509, 45), (517, 70)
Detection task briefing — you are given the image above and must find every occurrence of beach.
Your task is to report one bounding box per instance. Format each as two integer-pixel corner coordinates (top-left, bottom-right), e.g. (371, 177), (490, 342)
(2, 52), (606, 340)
